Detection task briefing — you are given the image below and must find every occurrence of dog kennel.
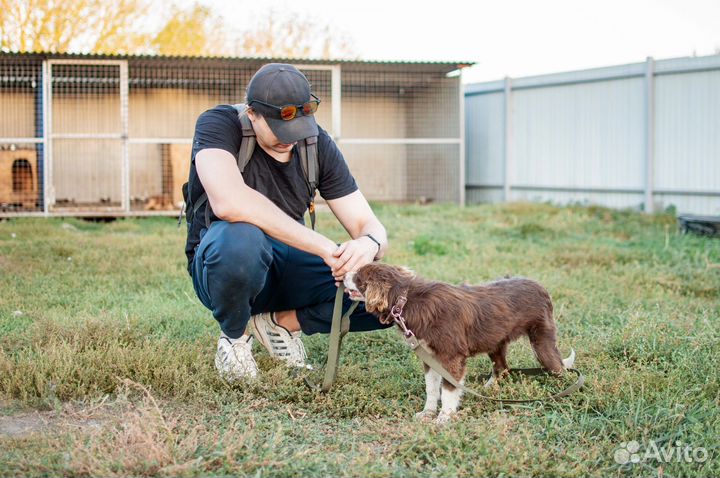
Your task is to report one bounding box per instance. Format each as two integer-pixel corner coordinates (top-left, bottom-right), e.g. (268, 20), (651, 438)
(0, 52), (471, 217)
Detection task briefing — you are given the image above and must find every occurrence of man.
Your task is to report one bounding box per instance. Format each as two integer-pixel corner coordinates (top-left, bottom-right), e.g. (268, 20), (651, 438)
(185, 63), (391, 381)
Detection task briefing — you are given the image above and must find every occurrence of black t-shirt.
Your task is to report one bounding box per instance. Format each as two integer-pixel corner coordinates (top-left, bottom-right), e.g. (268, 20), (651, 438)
(184, 105), (358, 271)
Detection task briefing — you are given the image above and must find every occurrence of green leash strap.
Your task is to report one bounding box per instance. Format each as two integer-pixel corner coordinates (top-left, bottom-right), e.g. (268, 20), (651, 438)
(304, 285), (358, 392)
(407, 335), (585, 404)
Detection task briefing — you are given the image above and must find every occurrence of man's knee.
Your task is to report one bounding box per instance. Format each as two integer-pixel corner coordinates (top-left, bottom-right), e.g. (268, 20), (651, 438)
(200, 221), (271, 285)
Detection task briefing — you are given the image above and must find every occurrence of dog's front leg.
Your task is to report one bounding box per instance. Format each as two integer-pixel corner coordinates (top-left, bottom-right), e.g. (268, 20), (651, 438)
(436, 377), (465, 425)
(414, 365), (441, 422)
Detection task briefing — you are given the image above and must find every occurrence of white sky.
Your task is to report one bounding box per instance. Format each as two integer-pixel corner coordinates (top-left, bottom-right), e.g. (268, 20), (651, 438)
(198, 0), (720, 83)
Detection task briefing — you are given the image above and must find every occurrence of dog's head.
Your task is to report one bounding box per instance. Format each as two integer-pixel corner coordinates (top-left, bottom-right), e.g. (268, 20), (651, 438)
(344, 263), (415, 314)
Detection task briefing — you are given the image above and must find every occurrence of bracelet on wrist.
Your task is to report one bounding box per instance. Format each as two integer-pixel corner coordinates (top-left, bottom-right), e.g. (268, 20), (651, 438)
(364, 233), (381, 259)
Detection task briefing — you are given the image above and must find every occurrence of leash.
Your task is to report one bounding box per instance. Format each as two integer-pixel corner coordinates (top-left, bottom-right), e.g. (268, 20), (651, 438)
(389, 296), (585, 404)
(304, 284), (358, 392)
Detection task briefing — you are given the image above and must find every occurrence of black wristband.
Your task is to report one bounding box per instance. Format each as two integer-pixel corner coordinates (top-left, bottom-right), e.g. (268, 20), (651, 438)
(364, 233), (381, 258)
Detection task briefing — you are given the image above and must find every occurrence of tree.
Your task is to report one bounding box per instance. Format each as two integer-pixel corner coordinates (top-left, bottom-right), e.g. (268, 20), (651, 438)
(151, 3), (225, 57)
(0, 0), (152, 53)
(232, 9), (357, 59)
(0, 1), (357, 60)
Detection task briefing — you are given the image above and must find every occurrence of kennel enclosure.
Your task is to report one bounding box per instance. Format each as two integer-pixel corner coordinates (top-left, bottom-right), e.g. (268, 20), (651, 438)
(0, 52), (470, 217)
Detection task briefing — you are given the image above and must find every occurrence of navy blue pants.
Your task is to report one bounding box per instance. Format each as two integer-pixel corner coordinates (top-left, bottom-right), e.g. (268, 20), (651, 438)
(191, 221), (391, 339)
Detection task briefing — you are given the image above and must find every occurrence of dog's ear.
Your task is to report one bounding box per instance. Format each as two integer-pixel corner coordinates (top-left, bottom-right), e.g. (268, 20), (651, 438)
(363, 279), (389, 314)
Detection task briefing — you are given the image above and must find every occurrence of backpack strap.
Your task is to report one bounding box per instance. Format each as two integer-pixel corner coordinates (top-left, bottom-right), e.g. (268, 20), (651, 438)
(237, 110), (256, 173)
(305, 135), (319, 191)
(297, 137), (319, 230)
(194, 105), (256, 230)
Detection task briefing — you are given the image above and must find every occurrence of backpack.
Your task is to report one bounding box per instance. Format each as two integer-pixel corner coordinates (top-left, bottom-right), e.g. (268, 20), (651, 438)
(179, 104), (320, 232)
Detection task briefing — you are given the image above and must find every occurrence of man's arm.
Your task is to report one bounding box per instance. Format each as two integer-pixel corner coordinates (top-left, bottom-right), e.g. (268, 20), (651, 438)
(195, 148), (339, 266)
(326, 189), (388, 281)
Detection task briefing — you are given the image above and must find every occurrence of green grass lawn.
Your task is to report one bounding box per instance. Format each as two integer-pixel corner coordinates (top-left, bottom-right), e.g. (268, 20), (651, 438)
(1, 202), (718, 477)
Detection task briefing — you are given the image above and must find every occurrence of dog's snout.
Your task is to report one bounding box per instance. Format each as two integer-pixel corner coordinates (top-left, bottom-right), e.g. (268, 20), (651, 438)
(343, 271), (356, 289)
(343, 271), (366, 301)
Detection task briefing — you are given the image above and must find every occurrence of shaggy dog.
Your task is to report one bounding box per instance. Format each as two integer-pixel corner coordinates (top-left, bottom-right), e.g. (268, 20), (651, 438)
(344, 263), (575, 424)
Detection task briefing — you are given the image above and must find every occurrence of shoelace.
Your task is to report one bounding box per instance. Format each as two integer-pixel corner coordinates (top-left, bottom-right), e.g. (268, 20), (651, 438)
(290, 333), (308, 362)
(229, 339), (258, 370)
(267, 330), (307, 363)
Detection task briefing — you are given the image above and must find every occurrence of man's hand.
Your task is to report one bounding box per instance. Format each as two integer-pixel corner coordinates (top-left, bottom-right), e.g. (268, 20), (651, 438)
(331, 236), (378, 283)
(319, 241), (342, 272)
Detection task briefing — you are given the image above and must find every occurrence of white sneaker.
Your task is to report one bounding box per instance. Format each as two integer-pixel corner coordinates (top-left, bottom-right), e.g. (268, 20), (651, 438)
(250, 313), (312, 369)
(215, 335), (258, 381)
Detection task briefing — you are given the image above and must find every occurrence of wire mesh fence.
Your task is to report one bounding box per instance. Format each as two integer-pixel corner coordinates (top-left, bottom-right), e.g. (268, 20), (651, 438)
(0, 53), (464, 216)
(339, 66), (462, 203)
(128, 60), (250, 212)
(49, 62), (124, 211)
(0, 56), (43, 213)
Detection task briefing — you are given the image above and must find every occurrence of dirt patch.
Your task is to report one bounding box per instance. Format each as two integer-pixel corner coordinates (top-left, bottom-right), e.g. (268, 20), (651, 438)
(0, 409), (106, 439)
(0, 412), (50, 437)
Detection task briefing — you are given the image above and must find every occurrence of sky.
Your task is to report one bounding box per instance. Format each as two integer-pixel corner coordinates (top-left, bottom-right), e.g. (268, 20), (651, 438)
(194, 0), (720, 83)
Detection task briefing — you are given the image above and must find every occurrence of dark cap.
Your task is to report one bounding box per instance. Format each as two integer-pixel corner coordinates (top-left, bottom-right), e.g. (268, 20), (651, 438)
(246, 63), (319, 143)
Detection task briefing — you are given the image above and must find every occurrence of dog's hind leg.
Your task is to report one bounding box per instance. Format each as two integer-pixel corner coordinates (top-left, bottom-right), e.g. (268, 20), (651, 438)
(562, 349), (576, 369)
(415, 364), (441, 422)
(529, 326), (564, 373)
(485, 342), (510, 388)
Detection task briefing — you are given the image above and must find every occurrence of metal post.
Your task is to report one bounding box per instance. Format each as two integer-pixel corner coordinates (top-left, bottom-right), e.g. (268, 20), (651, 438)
(293, 63), (341, 140)
(458, 68), (466, 207)
(503, 77), (513, 202)
(120, 61), (130, 212)
(34, 63), (44, 215)
(43, 61), (53, 214)
(644, 57), (655, 213)
(41, 61), (49, 215)
(331, 65), (342, 140)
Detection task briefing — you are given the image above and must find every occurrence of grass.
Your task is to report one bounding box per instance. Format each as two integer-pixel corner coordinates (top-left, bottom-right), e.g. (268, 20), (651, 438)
(0, 202), (718, 477)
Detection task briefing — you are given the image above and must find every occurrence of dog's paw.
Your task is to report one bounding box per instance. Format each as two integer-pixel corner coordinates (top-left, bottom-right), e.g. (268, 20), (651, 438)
(435, 412), (454, 425)
(483, 375), (496, 388)
(414, 409), (437, 422)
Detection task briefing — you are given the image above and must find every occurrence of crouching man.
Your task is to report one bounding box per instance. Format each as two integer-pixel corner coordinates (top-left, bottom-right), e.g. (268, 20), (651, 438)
(184, 63), (391, 380)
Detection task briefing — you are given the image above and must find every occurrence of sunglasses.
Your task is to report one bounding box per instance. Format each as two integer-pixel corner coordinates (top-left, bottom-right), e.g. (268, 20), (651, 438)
(249, 94), (321, 121)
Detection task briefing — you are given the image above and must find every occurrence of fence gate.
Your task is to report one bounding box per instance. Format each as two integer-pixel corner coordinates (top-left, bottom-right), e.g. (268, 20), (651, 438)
(46, 60), (128, 213)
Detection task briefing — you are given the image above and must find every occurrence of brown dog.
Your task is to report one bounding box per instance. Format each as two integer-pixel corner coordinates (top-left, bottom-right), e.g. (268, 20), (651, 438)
(344, 263), (575, 424)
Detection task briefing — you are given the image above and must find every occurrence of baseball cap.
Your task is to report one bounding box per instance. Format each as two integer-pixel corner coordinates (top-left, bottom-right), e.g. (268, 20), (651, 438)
(246, 63), (319, 144)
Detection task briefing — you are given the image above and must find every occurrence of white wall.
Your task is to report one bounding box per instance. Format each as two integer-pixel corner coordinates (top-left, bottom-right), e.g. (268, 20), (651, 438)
(465, 55), (720, 215)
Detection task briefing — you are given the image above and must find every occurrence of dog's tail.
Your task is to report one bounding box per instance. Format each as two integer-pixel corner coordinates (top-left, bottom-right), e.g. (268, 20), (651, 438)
(562, 349), (576, 369)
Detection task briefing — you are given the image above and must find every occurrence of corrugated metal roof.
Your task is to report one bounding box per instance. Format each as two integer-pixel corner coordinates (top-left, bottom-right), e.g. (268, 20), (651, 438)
(0, 50), (475, 71)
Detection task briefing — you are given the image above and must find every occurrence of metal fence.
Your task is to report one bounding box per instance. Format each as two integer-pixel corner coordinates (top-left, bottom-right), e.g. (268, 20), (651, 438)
(0, 53), (466, 217)
(465, 54), (720, 215)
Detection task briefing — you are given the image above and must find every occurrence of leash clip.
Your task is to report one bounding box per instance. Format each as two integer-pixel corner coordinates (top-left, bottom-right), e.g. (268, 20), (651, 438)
(388, 294), (418, 348)
(389, 295), (407, 320)
(395, 317), (414, 339)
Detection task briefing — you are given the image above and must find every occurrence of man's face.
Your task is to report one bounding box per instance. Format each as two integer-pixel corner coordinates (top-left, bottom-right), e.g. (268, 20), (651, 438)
(247, 108), (297, 155)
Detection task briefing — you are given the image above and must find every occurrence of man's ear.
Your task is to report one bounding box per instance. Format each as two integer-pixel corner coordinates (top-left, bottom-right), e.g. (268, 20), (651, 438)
(364, 280), (389, 314)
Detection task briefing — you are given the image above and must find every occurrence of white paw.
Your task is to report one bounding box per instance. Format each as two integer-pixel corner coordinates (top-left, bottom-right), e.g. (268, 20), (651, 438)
(414, 409), (437, 422)
(435, 412), (454, 425)
(483, 375), (496, 388)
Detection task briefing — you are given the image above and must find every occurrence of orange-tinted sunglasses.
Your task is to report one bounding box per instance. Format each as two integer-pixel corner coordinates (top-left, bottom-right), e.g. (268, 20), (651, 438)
(250, 94), (321, 121)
